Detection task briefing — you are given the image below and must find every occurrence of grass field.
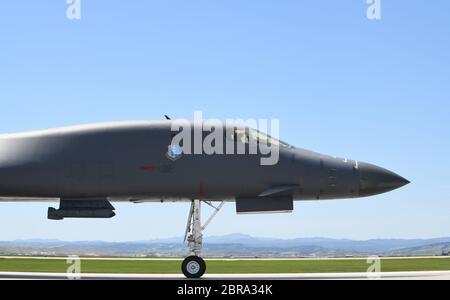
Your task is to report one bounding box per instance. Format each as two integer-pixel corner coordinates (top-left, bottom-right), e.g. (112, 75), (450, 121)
(0, 257), (450, 274)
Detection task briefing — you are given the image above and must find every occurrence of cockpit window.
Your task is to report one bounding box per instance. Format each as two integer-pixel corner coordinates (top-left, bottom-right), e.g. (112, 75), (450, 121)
(232, 128), (291, 148)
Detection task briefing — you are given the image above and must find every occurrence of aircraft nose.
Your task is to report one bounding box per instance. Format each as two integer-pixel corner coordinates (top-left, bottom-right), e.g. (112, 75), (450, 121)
(358, 162), (410, 197)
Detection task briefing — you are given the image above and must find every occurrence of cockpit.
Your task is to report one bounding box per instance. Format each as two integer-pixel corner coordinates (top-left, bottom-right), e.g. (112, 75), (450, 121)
(232, 128), (291, 148)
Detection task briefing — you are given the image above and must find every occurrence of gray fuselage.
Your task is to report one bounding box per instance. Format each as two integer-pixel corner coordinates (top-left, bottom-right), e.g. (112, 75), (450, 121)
(0, 121), (408, 202)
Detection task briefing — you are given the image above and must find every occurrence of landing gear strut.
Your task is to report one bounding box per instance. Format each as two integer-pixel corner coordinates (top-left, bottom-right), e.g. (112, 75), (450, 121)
(182, 199), (224, 278)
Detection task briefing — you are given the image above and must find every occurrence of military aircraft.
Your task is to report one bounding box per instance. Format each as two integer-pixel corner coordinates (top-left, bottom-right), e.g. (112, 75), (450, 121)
(0, 120), (409, 278)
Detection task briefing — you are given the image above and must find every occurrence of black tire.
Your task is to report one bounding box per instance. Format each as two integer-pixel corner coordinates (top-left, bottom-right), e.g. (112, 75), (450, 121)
(182, 256), (206, 279)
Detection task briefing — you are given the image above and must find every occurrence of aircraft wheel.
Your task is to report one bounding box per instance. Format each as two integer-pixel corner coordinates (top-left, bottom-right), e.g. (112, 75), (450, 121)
(182, 256), (206, 278)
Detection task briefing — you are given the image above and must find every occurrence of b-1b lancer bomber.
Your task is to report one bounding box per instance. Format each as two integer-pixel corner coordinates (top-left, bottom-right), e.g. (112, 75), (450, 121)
(0, 119), (409, 278)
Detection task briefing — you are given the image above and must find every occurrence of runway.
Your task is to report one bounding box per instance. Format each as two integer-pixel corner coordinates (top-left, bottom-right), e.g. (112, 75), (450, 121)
(1, 271), (449, 280)
(1, 256), (449, 261)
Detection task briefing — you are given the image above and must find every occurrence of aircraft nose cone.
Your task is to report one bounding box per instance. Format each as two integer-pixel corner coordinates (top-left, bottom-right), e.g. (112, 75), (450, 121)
(358, 162), (410, 197)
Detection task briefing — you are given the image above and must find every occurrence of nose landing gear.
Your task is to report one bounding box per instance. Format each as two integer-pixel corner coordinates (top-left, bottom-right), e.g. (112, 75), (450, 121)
(181, 199), (224, 279)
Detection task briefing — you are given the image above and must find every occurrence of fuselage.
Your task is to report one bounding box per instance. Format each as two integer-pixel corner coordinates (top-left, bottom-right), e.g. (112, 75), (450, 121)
(0, 121), (409, 202)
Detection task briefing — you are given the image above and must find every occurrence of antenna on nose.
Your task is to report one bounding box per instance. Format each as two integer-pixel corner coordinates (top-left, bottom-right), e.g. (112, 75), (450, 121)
(164, 115), (171, 120)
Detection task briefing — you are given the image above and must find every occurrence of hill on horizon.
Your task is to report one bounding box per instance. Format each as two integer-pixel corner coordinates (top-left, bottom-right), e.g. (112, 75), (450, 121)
(1, 234), (450, 258)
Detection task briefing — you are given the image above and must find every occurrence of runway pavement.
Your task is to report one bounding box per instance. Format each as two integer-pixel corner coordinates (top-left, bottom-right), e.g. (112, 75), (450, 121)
(1, 256), (449, 261)
(1, 271), (449, 280)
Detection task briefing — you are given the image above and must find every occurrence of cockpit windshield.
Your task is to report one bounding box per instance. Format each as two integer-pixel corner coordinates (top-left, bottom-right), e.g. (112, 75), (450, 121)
(233, 128), (291, 148)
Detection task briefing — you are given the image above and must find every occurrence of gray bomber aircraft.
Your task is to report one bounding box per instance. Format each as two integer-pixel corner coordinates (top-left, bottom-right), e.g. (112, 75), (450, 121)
(0, 120), (409, 278)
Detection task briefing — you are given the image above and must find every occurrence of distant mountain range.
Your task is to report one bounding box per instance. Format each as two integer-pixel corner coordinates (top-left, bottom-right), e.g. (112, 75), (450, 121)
(1, 234), (449, 258)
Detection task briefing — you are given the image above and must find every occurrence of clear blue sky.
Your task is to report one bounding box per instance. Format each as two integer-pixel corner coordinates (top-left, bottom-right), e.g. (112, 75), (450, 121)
(0, 1), (449, 241)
